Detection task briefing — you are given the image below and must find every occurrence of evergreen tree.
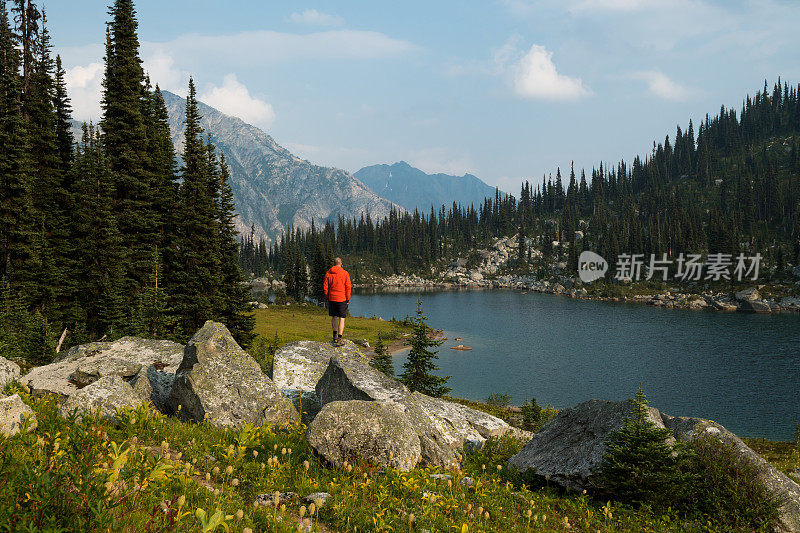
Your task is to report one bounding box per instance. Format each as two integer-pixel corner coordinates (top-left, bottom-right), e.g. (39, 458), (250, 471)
(598, 385), (688, 509)
(0, 0), (33, 293)
(370, 333), (394, 376)
(52, 54), (72, 169)
(100, 0), (157, 297)
(168, 78), (221, 339)
(215, 152), (254, 347)
(400, 298), (450, 397)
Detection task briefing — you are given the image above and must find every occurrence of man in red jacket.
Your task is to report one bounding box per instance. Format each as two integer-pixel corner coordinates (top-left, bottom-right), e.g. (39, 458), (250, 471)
(323, 257), (352, 346)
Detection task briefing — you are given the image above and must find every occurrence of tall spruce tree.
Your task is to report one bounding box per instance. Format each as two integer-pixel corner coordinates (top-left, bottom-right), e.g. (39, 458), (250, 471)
(0, 0), (33, 293)
(216, 152), (254, 346)
(370, 333), (394, 376)
(400, 298), (450, 397)
(168, 78), (222, 339)
(100, 0), (157, 298)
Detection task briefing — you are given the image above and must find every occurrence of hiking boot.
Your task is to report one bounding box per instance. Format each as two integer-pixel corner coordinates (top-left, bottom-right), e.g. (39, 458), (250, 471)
(336, 337), (345, 347)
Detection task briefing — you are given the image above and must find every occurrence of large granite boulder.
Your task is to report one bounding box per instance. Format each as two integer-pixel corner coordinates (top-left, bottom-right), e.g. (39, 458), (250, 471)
(307, 400), (422, 471)
(168, 321), (299, 427)
(0, 393), (36, 436)
(735, 287), (761, 301)
(0, 356), (21, 388)
(60, 375), (144, 421)
(313, 356), (521, 468)
(508, 399), (666, 491)
(508, 399), (800, 532)
(273, 340), (368, 423)
(22, 336), (183, 411)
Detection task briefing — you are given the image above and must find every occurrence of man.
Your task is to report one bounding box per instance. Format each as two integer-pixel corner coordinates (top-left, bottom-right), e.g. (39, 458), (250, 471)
(323, 257), (352, 346)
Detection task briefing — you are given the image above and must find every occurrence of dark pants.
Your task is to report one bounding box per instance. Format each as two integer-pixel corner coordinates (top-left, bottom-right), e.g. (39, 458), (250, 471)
(328, 301), (348, 318)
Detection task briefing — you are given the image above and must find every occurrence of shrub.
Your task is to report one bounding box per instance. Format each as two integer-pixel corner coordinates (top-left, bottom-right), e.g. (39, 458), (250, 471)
(485, 393), (512, 409)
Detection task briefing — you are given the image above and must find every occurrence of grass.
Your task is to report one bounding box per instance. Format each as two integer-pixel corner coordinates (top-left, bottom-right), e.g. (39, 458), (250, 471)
(249, 304), (411, 348)
(1, 383), (740, 533)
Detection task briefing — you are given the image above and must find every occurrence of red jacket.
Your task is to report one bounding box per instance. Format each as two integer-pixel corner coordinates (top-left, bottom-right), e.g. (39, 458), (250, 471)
(323, 265), (351, 302)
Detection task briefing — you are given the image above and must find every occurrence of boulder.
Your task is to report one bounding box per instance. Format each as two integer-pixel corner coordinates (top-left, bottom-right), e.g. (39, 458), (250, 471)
(703, 295), (738, 311)
(0, 393), (36, 436)
(307, 400), (422, 471)
(60, 375), (144, 421)
(508, 399), (665, 492)
(168, 321), (299, 427)
(273, 340), (367, 423)
(23, 336), (183, 409)
(0, 356), (21, 388)
(508, 399), (800, 532)
(737, 299), (772, 313)
(314, 357), (521, 468)
(735, 287), (761, 301)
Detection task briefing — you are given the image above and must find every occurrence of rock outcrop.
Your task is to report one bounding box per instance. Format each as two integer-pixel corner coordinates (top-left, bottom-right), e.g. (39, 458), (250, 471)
(313, 356), (523, 469)
(273, 340), (368, 422)
(22, 336), (183, 409)
(60, 375), (144, 421)
(168, 321), (299, 427)
(307, 400), (422, 471)
(0, 393), (36, 436)
(508, 399), (800, 532)
(0, 356), (21, 388)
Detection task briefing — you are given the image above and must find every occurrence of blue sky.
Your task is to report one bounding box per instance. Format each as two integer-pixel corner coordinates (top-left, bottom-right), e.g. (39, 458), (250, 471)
(49, 0), (800, 192)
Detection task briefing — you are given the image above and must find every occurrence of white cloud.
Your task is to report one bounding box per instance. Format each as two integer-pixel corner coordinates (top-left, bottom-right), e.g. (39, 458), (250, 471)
(512, 44), (590, 101)
(288, 9), (344, 27)
(64, 62), (103, 122)
(629, 70), (693, 101)
(198, 74), (276, 129)
(142, 49), (189, 95)
(569, 0), (648, 12)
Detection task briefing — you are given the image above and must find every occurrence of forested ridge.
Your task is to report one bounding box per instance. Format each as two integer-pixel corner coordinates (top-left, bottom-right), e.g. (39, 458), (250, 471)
(243, 79), (800, 292)
(0, 0), (252, 364)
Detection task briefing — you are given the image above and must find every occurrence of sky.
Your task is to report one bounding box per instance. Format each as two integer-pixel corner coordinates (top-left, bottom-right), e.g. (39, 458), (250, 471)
(48, 0), (800, 193)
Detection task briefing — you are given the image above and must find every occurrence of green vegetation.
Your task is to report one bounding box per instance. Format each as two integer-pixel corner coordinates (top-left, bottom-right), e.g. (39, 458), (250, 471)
(369, 333), (394, 376)
(4, 381), (786, 532)
(399, 299), (451, 397)
(598, 386), (783, 531)
(249, 304), (410, 348)
(0, 0), (253, 367)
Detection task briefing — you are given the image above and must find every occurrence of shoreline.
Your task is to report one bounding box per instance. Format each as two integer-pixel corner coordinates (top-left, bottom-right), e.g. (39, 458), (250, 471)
(355, 277), (800, 314)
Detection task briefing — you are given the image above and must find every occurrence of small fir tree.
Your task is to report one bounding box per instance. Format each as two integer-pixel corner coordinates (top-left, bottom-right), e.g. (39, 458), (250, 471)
(399, 298), (450, 397)
(370, 333), (394, 376)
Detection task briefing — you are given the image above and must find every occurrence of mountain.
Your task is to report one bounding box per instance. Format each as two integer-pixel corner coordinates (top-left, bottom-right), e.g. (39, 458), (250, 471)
(72, 93), (399, 244)
(159, 91), (398, 244)
(353, 161), (500, 213)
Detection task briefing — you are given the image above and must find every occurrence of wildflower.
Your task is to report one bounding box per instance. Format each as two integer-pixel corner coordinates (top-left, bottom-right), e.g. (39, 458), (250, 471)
(177, 404), (182, 411)
(244, 529), (253, 533)
(564, 516), (571, 528)
(261, 462), (266, 469)
(161, 440), (169, 450)
(281, 447), (286, 455)
(525, 510), (532, 518)
(482, 464), (486, 471)
(497, 464), (502, 472)
(253, 501), (259, 509)
(484, 512), (490, 520)
(477, 506), (483, 517)
(281, 504), (286, 512)
(225, 465), (234, 475)
(274, 444), (278, 451)
(176, 452), (182, 460)
(309, 503), (316, 515)
(205, 473), (211, 482)
(253, 450), (258, 458)
(448, 479), (452, 488)
(213, 488), (220, 496)
(235, 509), (244, 520)
(213, 466), (220, 475)
(314, 498), (323, 509)
(408, 513), (415, 524)
(192, 458), (197, 465)
(232, 478), (239, 487)
(300, 506), (307, 518)
(303, 460), (310, 471)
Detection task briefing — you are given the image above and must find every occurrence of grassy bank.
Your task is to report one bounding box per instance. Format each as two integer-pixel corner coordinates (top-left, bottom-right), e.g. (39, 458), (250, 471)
(4, 383), (775, 533)
(249, 304), (411, 348)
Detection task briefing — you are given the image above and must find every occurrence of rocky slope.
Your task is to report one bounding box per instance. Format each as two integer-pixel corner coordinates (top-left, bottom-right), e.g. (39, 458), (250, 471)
(354, 161), (500, 213)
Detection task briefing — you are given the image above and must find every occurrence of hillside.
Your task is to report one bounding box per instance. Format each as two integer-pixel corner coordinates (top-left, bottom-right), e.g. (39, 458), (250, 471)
(354, 161), (500, 213)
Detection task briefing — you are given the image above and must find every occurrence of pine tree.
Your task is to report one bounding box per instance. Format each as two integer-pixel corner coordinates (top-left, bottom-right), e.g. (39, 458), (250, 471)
(400, 298), (450, 397)
(215, 152), (254, 347)
(52, 54), (72, 170)
(370, 333), (394, 376)
(168, 78), (221, 339)
(101, 0), (157, 297)
(71, 124), (126, 338)
(598, 385), (686, 508)
(0, 0), (34, 293)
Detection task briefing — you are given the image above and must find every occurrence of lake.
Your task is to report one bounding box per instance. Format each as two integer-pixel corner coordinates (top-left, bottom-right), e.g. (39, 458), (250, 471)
(349, 288), (800, 441)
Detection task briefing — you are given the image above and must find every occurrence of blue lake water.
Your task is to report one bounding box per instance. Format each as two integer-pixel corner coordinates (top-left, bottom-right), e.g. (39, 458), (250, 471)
(349, 288), (800, 441)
